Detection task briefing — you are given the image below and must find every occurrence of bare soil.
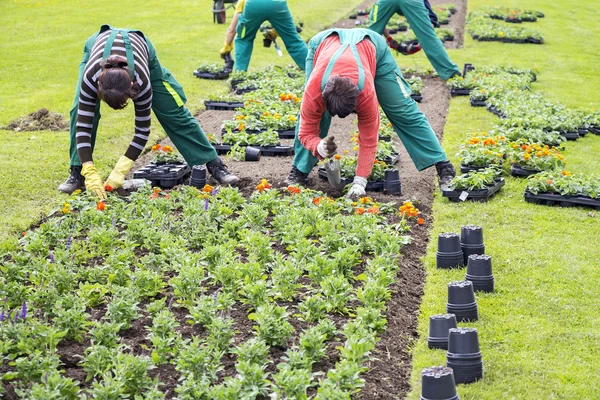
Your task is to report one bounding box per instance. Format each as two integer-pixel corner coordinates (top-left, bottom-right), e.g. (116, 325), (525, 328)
(3, 108), (69, 132)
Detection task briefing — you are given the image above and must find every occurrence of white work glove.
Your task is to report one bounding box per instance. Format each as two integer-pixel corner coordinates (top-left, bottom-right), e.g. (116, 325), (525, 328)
(346, 176), (367, 199)
(317, 136), (337, 159)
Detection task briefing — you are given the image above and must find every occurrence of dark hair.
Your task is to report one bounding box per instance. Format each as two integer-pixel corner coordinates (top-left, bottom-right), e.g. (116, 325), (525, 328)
(98, 57), (140, 110)
(322, 76), (359, 118)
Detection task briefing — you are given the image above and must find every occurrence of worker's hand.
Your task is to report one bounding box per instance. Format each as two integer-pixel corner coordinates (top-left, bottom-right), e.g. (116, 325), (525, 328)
(81, 163), (107, 200)
(220, 42), (234, 56)
(386, 36), (400, 51)
(317, 136), (337, 159)
(346, 176), (367, 199)
(105, 155), (135, 190)
(398, 43), (422, 56)
(264, 29), (278, 41)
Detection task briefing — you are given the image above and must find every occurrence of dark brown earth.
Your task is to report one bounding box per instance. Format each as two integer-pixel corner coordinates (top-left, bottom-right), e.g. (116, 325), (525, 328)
(3, 108), (69, 132)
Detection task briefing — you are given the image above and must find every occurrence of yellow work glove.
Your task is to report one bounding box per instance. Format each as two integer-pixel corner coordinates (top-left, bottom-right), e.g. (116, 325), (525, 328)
(264, 29), (278, 41)
(81, 163), (107, 199)
(220, 42), (234, 56)
(105, 155), (135, 190)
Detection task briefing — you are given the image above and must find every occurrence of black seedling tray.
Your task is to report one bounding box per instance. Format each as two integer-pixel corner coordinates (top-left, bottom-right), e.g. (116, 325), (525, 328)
(470, 99), (487, 107)
(204, 100), (245, 111)
(379, 135), (392, 142)
(411, 94), (423, 102)
(451, 88), (471, 96)
(133, 162), (191, 189)
(562, 131), (580, 141)
(381, 152), (400, 165)
(317, 168), (385, 191)
(221, 128), (295, 139)
(524, 190), (600, 209)
(459, 164), (489, 173)
(588, 126), (600, 135)
(442, 178), (505, 202)
(214, 144), (293, 156)
(230, 79), (244, 89)
(511, 164), (540, 177)
(235, 87), (257, 95)
(193, 70), (230, 80)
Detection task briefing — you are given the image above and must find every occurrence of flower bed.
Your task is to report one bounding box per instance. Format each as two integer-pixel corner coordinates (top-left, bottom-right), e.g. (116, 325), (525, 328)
(484, 6), (544, 23)
(0, 184), (420, 398)
(467, 11), (545, 44)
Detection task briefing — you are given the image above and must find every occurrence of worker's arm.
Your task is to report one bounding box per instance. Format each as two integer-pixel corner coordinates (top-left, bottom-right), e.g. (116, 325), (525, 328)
(354, 92), (380, 179)
(401, 1), (459, 80)
(298, 82), (328, 157)
(423, 0), (440, 27)
(221, 0), (245, 54)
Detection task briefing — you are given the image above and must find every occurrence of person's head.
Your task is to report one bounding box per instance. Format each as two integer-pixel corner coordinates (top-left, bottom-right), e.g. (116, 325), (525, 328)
(322, 76), (359, 118)
(98, 56), (139, 110)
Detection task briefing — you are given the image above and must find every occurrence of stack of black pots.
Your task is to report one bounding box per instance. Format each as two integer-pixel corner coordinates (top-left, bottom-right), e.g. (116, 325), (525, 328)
(465, 254), (494, 293)
(446, 328), (483, 384)
(446, 281), (478, 322)
(460, 225), (485, 265)
(420, 366), (460, 400)
(436, 233), (464, 269)
(428, 314), (458, 350)
(384, 169), (402, 195)
(189, 165), (207, 188)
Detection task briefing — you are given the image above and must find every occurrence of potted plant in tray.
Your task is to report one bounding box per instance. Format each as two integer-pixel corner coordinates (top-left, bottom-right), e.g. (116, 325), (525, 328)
(456, 133), (506, 172)
(507, 141), (565, 177)
(443, 168), (505, 202)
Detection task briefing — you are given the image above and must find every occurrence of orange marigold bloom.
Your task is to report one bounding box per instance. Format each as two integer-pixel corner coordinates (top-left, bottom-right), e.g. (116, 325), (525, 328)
(96, 201), (106, 211)
(202, 184), (213, 193)
(367, 206), (380, 215)
(287, 186), (300, 194)
(536, 151), (543, 157)
(152, 144), (161, 151)
(104, 184), (114, 192)
(22, 231), (27, 236)
(263, 111), (270, 117)
(334, 154), (341, 160)
(163, 145), (173, 153)
(150, 192), (159, 199)
(521, 144), (528, 150)
(417, 217), (425, 225)
(546, 179), (553, 185)
(273, 113), (281, 119)
(238, 123), (246, 131)
(313, 196), (323, 205)
(469, 138), (480, 145)
(153, 187), (161, 194)
(355, 207), (365, 215)
(562, 171), (571, 176)
(523, 153), (531, 160)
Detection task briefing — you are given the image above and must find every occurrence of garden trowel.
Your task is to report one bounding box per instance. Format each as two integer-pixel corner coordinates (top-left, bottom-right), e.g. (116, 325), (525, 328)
(324, 158), (344, 190)
(272, 39), (283, 57)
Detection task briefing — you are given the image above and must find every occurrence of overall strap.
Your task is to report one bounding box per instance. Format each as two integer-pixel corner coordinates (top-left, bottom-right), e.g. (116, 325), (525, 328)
(102, 29), (135, 80)
(320, 42), (365, 93)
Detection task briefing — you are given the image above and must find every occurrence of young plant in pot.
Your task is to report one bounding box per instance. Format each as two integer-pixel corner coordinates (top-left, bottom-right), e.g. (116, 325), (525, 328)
(444, 167), (505, 202)
(456, 133), (506, 173)
(507, 141), (565, 177)
(151, 144), (184, 165)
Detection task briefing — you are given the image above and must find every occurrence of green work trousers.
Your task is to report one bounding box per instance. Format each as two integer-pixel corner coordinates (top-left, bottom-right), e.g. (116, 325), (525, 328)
(234, 0), (308, 71)
(293, 28), (447, 174)
(69, 27), (217, 167)
(368, 0), (460, 80)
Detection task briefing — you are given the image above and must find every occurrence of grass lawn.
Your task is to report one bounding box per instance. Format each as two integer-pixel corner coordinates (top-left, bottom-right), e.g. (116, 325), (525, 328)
(407, 0), (600, 398)
(0, 0), (363, 240)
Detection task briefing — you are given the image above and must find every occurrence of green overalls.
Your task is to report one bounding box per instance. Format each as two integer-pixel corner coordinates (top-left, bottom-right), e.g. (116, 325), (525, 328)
(368, 0), (460, 80)
(292, 28), (447, 174)
(69, 25), (217, 167)
(234, 0), (308, 71)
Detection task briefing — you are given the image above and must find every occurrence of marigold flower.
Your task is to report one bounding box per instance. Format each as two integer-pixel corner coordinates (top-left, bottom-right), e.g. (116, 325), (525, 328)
(536, 151), (543, 157)
(73, 189), (82, 195)
(150, 192), (158, 199)
(353, 146), (359, 151)
(469, 138), (480, 145)
(287, 186), (300, 194)
(313, 196), (323, 205)
(263, 111), (270, 117)
(562, 170), (570, 176)
(273, 113), (281, 119)
(165, 194), (171, 199)
(153, 187), (161, 194)
(22, 231), (27, 236)
(367, 206), (380, 215)
(238, 123), (246, 131)
(104, 184), (114, 192)
(334, 154), (341, 160)
(96, 201), (106, 211)
(546, 179), (553, 185)
(523, 153), (531, 160)
(61, 202), (70, 214)
(163, 145), (173, 153)
(202, 184), (213, 193)
(289, 116), (297, 122)
(359, 197), (372, 204)
(355, 207), (365, 215)
(343, 150), (349, 154)
(521, 144), (528, 150)
(417, 217), (425, 225)
(152, 144), (161, 151)
(256, 178), (271, 192)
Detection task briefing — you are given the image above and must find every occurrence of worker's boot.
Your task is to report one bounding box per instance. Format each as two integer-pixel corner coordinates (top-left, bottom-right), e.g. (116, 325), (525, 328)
(58, 166), (85, 194)
(206, 157), (239, 186)
(285, 165), (309, 186)
(435, 160), (456, 190)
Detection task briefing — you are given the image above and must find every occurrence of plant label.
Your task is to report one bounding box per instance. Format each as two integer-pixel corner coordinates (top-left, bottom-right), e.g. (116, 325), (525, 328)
(459, 191), (470, 201)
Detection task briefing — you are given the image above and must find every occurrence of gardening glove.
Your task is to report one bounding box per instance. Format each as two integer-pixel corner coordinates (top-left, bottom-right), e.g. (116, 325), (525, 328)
(346, 176), (367, 199)
(81, 163), (107, 200)
(220, 41), (233, 56)
(398, 42), (422, 56)
(105, 155), (135, 190)
(317, 136), (337, 159)
(264, 29), (278, 41)
(386, 36), (400, 51)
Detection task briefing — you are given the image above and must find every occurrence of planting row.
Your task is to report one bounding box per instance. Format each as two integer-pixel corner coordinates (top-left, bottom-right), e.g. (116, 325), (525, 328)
(0, 184), (425, 398)
(467, 11), (544, 44)
(483, 6), (544, 23)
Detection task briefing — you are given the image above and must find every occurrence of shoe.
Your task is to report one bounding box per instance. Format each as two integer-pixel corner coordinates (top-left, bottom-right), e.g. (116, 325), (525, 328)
(285, 165), (309, 186)
(206, 157), (239, 186)
(435, 160), (456, 190)
(58, 166), (85, 194)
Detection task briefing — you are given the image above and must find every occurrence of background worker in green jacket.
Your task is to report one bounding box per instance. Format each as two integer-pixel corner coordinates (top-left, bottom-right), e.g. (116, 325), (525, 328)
(219, 0), (308, 71)
(368, 0), (461, 80)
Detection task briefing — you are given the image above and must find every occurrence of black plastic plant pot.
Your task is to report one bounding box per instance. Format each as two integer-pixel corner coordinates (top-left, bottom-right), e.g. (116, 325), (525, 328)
(436, 252), (464, 269)
(263, 38), (272, 48)
(451, 88), (471, 97)
(511, 164), (540, 178)
(462, 63), (475, 77)
(447, 328), (481, 357)
(245, 146), (261, 161)
(411, 94), (423, 103)
(447, 281), (476, 305)
(466, 254), (494, 292)
(460, 225), (483, 245)
(428, 314), (458, 350)
(438, 233), (461, 253)
(384, 169), (402, 195)
(189, 165), (207, 188)
(420, 366), (459, 400)
(461, 244), (485, 267)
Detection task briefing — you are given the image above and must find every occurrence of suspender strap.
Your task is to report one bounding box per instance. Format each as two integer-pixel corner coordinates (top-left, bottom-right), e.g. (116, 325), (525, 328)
(320, 42), (365, 93)
(102, 29), (135, 80)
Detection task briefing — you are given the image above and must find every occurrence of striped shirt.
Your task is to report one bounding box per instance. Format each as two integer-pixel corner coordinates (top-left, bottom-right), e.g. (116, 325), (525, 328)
(76, 29), (153, 163)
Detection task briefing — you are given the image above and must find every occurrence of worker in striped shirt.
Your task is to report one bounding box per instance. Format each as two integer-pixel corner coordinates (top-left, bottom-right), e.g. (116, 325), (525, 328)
(59, 25), (238, 198)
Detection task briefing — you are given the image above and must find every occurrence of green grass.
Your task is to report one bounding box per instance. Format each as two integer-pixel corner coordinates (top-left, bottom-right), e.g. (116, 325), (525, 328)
(0, 0), (363, 240)
(407, 0), (600, 398)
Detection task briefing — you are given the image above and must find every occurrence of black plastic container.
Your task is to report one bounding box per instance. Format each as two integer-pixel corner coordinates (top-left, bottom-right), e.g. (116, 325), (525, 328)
(428, 314), (458, 350)
(447, 328), (483, 384)
(263, 38), (272, 48)
(189, 165), (207, 188)
(524, 190), (600, 210)
(446, 281), (478, 322)
(465, 254), (494, 293)
(511, 164), (540, 178)
(462, 63), (475, 77)
(245, 146), (261, 161)
(204, 100), (245, 111)
(133, 162), (191, 189)
(438, 233), (461, 253)
(384, 169), (402, 195)
(193, 70), (230, 80)
(420, 366), (459, 400)
(460, 225), (485, 265)
(411, 94), (423, 103)
(442, 178), (505, 203)
(437, 233), (464, 269)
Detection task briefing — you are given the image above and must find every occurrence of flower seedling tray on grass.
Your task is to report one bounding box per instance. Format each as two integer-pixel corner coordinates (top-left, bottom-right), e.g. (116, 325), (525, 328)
(214, 144), (294, 157)
(442, 178), (505, 203)
(133, 162), (191, 189)
(204, 100), (245, 111)
(193, 70), (230, 80)
(524, 190), (600, 210)
(511, 164), (540, 177)
(411, 94), (423, 102)
(379, 135), (392, 142)
(235, 87), (257, 95)
(317, 168), (385, 191)
(561, 131), (580, 141)
(588, 126), (600, 135)
(451, 88), (471, 96)
(221, 128), (296, 139)
(460, 164), (490, 173)
(470, 99), (487, 107)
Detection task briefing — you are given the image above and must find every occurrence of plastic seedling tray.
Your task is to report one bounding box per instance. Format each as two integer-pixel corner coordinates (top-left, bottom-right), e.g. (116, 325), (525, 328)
(459, 164), (489, 173)
(442, 178), (505, 202)
(451, 88), (471, 96)
(382, 152), (400, 165)
(193, 70), (230, 80)
(588, 126), (600, 135)
(510, 164), (540, 177)
(562, 131), (580, 141)
(230, 79), (244, 89)
(204, 100), (245, 111)
(470, 99), (486, 107)
(133, 162), (191, 189)
(378, 135), (393, 142)
(524, 190), (600, 210)
(215, 143), (293, 157)
(235, 87), (257, 95)
(317, 168), (385, 191)
(220, 128), (295, 140)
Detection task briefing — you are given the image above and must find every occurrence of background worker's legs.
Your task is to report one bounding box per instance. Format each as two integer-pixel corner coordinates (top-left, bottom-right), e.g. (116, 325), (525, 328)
(233, 12), (264, 71)
(151, 68), (218, 166)
(368, 0), (400, 34)
(268, 2), (308, 71)
(375, 67), (447, 171)
(292, 112), (333, 174)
